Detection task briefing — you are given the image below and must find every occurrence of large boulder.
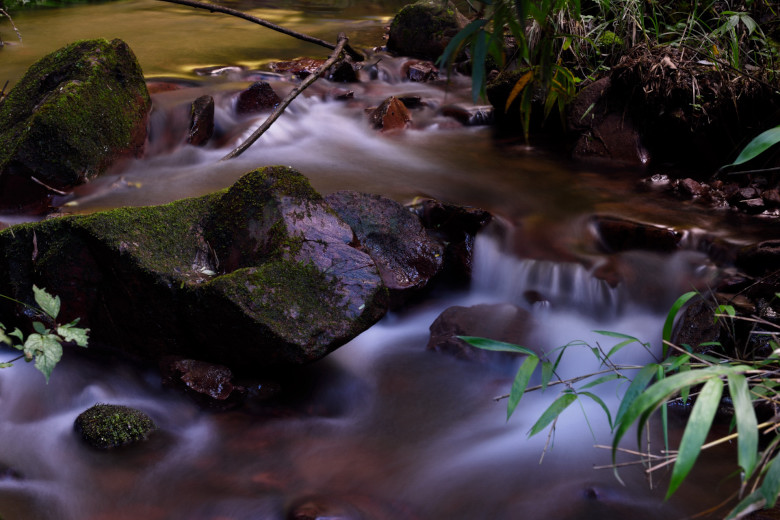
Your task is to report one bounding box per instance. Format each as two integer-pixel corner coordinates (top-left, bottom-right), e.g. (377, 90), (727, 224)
(325, 190), (445, 306)
(386, 0), (468, 61)
(0, 39), (150, 212)
(0, 167), (388, 372)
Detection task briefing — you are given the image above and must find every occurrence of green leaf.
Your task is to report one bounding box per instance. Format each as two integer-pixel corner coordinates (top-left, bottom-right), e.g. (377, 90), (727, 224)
(33, 285), (60, 320)
(729, 125), (780, 167)
(580, 391), (613, 429)
(541, 360), (553, 391)
(471, 30), (489, 104)
(32, 321), (47, 334)
(437, 18), (487, 68)
(614, 363), (657, 427)
(667, 377), (723, 499)
(0, 328), (13, 346)
(528, 393), (578, 437)
(728, 373), (758, 480)
(57, 324), (89, 347)
(761, 451), (780, 508)
(662, 291), (698, 356)
(580, 373), (623, 390)
(25, 334), (62, 383)
(459, 336), (537, 356)
(9, 328), (23, 341)
(507, 355), (540, 420)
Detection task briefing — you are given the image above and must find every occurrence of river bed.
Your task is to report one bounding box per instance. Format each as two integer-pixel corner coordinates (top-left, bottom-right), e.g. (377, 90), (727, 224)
(1, 1), (778, 519)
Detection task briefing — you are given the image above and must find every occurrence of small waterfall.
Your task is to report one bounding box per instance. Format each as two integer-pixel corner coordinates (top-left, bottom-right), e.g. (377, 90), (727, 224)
(471, 232), (626, 319)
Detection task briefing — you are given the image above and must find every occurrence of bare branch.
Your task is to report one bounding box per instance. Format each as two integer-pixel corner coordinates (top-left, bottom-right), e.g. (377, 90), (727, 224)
(0, 8), (22, 44)
(155, 0), (363, 61)
(221, 33), (349, 161)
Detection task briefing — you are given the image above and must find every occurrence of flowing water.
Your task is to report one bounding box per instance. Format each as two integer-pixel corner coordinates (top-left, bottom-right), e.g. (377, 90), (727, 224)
(2, 1), (780, 519)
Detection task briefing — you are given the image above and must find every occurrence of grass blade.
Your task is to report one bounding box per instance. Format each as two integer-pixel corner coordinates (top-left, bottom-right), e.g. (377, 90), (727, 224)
(667, 377), (724, 499)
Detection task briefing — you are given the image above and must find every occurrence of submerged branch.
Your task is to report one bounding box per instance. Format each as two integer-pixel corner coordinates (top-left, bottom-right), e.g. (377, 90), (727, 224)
(0, 9), (22, 44)
(221, 33), (349, 161)
(155, 0), (363, 61)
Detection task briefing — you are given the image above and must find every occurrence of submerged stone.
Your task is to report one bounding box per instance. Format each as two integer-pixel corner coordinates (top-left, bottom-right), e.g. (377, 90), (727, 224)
(75, 404), (157, 449)
(0, 39), (150, 212)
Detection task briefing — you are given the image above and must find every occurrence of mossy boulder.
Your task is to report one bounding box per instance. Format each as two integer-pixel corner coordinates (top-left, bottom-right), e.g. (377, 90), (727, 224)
(387, 0), (468, 61)
(0, 38), (150, 212)
(0, 166), (388, 371)
(74, 404), (157, 449)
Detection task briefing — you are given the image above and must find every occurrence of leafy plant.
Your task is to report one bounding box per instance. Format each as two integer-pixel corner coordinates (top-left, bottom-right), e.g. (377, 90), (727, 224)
(0, 285), (89, 382)
(463, 291), (780, 517)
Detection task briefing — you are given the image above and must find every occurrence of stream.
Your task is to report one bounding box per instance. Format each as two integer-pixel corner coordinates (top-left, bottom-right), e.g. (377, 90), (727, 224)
(2, 1), (780, 519)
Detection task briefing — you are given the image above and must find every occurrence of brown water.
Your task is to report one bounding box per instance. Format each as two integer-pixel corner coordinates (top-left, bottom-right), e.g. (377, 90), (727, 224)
(1, 1), (779, 519)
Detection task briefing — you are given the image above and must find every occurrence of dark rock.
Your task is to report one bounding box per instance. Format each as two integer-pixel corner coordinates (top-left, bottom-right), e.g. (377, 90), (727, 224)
(762, 188), (780, 207)
(590, 215), (682, 253)
(386, 0), (467, 61)
(0, 167), (389, 372)
(235, 81), (281, 114)
(736, 240), (780, 277)
(440, 104), (495, 126)
(402, 60), (438, 82)
(325, 191), (444, 306)
(571, 112), (649, 167)
(397, 95), (423, 108)
(738, 197), (766, 214)
(368, 96), (411, 131)
(74, 404), (157, 449)
(427, 303), (536, 362)
(670, 298), (721, 353)
(271, 57), (358, 83)
(410, 197), (492, 282)
(676, 178), (708, 199)
(160, 357), (246, 408)
(0, 39), (150, 212)
(187, 95), (215, 147)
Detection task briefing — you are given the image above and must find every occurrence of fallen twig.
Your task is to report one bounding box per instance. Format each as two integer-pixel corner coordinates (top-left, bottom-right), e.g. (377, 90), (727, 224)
(221, 33), (349, 161)
(155, 0), (363, 62)
(0, 8), (22, 44)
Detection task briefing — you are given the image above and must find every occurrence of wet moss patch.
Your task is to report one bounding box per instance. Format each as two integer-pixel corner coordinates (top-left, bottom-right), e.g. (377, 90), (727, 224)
(74, 403), (157, 449)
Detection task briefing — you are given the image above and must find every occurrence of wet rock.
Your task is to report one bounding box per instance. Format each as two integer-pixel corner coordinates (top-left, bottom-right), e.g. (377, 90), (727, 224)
(397, 95), (423, 109)
(75, 404), (157, 449)
(676, 178), (709, 199)
(762, 188), (780, 207)
(187, 95), (215, 147)
(410, 197), (492, 283)
(670, 298), (721, 353)
(589, 215), (682, 253)
(235, 81), (281, 114)
(0, 166), (389, 372)
(387, 0), (467, 61)
(161, 357), (246, 408)
(738, 197), (766, 214)
(440, 104), (494, 126)
(402, 60), (438, 82)
(325, 191), (444, 306)
(368, 96), (411, 131)
(427, 303), (536, 362)
(271, 57), (358, 83)
(0, 39), (150, 212)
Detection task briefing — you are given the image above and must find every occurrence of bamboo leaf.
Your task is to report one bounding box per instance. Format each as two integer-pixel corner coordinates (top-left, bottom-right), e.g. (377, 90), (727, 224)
(667, 377), (723, 499)
(761, 451), (780, 508)
(728, 373), (758, 480)
(459, 336), (537, 356)
(471, 30), (489, 104)
(729, 125), (780, 167)
(505, 70), (534, 112)
(507, 355), (540, 420)
(541, 361), (553, 391)
(437, 18), (486, 68)
(614, 363), (657, 427)
(580, 391), (613, 429)
(528, 393), (577, 437)
(662, 291), (698, 356)
(580, 373), (623, 390)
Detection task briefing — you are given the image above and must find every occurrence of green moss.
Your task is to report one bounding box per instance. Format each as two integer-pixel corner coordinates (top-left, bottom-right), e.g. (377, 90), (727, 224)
(0, 39), (150, 189)
(208, 260), (348, 351)
(74, 403), (157, 449)
(597, 31), (624, 49)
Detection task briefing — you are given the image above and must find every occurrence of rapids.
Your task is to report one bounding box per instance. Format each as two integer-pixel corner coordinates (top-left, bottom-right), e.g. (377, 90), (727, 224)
(1, 1), (780, 518)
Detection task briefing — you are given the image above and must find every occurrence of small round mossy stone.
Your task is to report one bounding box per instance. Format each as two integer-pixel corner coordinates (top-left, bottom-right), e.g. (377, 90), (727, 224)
(74, 404), (157, 449)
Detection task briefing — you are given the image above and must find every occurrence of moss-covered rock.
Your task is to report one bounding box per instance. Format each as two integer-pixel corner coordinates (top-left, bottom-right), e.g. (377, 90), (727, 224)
(387, 0), (467, 61)
(0, 38), (150, 212)
(0, 166), (388, 372)
(74, 404), (157, 449)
